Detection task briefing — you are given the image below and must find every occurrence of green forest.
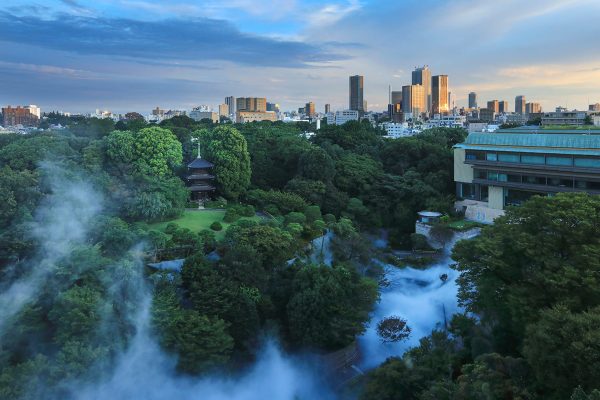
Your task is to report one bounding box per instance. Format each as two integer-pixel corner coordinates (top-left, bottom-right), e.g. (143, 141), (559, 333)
(0, 114), (599, 399)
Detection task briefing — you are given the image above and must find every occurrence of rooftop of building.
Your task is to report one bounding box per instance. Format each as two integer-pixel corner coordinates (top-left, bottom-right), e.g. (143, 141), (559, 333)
(187, 157), (214, 169)
(455, 130), (600, 156)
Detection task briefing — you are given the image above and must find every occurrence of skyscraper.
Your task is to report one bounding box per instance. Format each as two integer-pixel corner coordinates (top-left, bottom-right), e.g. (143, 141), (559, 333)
(225, 96), (236, 115)
(325, 104), (331, 114)
(487, 100), (500, 114)
(526, 102), (542, 114)
(499, 101), (508, 113)
(515, 95), (526, 114)
(468, 92), (478, 109)
(349, 75), (364, 112)
(412, 66), (431, 114)
(305, 101), (315, 117)
(236, 97), (266, 112)
(402, 85), (425, 118)
(432, 75), (449, 115)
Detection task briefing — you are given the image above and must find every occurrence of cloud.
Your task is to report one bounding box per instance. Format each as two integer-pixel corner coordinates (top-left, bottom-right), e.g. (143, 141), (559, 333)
(0, 11), (350, 68)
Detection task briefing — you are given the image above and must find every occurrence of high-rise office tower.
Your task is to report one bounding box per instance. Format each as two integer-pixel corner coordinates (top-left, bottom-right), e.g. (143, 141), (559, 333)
(325, 104), (331, 114)
(468, 92), (478, 109)
(236, 97), (267, 112)
(391, 91), (403, 107)
(499, 101), (509, 113)
(218, 104), (229, 117)
(402, 84), (425, 117)
(432, 75), (449, 115)
(526, 102), (542, 114)
(515, 95), (526, 114)
(305, 102), (316, 117)
(487, 100), (500, 113)
(412, 66), (431, 114)
(225, 96), (236, 115)
(349, 75), (364, 112)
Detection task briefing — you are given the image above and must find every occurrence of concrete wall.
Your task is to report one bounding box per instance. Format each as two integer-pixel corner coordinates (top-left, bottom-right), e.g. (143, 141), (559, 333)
(453, 148), (473, 183)
(488, 186), (504, 210)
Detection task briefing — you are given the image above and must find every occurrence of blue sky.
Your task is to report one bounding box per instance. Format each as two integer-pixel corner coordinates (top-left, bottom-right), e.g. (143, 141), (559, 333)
(1, 0), (599, 113)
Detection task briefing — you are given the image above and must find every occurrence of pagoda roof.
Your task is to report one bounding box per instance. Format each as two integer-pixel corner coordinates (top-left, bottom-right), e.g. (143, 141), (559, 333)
(187, 157), (214, 169)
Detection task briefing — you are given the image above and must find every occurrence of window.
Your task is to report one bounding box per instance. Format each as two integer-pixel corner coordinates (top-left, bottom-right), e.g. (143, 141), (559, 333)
(498, 153), (520, 163)
(465, 151), (485, 160)
(547, 156), (572, 166)
(547, 178), (573, 188)
(486, 153), (498, 161)
(487, 171), (499, 181)
(507, 174), (521, 183)
(474, 169), (486, 179)
(523, 175), (546, 185)
(459, 183), (476, 199)
(575, 180), (600, 191)
(498, 173), (508, 182)
(521, 155), (545, 164)
(574, 158), (600, 168)
(480, 185), (489, 202)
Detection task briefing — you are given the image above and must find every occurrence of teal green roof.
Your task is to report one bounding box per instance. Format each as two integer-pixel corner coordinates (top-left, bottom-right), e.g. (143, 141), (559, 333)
(455, 133), (600, 156)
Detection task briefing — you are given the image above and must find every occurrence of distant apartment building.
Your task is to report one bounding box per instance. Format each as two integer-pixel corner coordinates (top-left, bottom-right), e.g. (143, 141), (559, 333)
(326, 110), (359, 126)
(152, 107), (165, 117)
(402, 84), (425, 119)
(382, 122), (413, 137)
(498, 101), (509, 114)
(487, 100), (500, 114)
(266, 102), (280, 112)
(526, 102), (542, 114)
(225, 96), (236, 115)
(454, 127), (600, 223)
(349, 75), (364, 113)
(236, 111), (277, 123)
(468, 92), (478, 109)
(324, 104), (331, 114)
(479, 108), (496, 123)
(190, 108), (219, 123)
(515, 95), (526, 114)
(412, 66), (431, 114)
(589, 103), (600, 112)
(425, 114), (466, 129)
(236, 97), (266, 112)
(218, 104), (229, 118)
(432, 75), (449, 115)
(305, 102), (316, 117)
(541, 108), (588, 126)
(2, 105), (40, 127)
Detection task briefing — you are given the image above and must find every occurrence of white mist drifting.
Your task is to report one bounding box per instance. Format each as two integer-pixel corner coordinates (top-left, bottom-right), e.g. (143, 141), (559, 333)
(0, 163), (102, 335)
(358, 233), (478, 369)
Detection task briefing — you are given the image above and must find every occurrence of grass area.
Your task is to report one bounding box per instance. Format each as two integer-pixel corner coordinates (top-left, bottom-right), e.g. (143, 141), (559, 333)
(446, 219), (485, 231)
(148, 209), (261, 240)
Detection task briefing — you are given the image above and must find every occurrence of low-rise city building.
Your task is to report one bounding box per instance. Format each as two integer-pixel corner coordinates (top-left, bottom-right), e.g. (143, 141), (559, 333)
(454, 127), (600, 223)
(236, 111), (277, 123)
(541, 108), (588, 126)
(326, 110), (359, 125)
(2, 105), (40, 127)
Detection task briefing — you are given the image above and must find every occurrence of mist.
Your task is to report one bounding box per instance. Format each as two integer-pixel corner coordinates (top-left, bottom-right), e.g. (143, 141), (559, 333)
(0, 162), (103, 335)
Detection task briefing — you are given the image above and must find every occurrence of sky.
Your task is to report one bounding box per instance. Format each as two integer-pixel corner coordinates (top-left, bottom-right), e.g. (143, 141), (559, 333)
(1, 0), (600, 114)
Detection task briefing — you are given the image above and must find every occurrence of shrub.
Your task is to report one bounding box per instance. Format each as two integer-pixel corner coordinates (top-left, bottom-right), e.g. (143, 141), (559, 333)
(210, 221), (223, 231)
(410, 233), (432, 251)
(241, 205), (255, 217)
(165, 222), (180, 235)
(285, 212), (307, 225)
(223, 210), (240, 223)
(323, 213), (336, 224)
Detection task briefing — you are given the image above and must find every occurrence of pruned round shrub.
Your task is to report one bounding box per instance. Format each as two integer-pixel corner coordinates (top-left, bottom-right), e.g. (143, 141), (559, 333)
(223, 210), (240, 223)
(165, 222), (179, 235)
(210, 221), (223, 231)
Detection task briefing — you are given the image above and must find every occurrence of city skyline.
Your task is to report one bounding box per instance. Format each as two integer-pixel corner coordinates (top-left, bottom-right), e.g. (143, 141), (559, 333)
(1, 0), (600, 113)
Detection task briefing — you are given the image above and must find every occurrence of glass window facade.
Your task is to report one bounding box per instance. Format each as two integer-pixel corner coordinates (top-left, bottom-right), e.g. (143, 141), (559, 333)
(521, 155), (545, 164)
(574, 158), (600, 168)
(498, 153), (520, 163)
(547, 156), (573, 166)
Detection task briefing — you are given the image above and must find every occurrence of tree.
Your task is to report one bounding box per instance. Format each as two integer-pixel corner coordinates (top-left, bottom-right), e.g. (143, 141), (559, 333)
(453, 193), (600, 353)
(377, 316), (411, 343)
(523, 305), (600, 398)
(106, 127), (182, 176)
(298, 146), (336, 181)
(195, 125), (251, 199)
(152, 285), (233, 374)
(286, 263), (378, 350)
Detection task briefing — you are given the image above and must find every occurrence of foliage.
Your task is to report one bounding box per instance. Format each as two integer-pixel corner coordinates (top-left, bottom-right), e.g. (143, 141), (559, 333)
(106, 127), (183, 177)
(195, 125), (251, 199)
(210, 221), (222, 231)
(376, 316), (411, 343)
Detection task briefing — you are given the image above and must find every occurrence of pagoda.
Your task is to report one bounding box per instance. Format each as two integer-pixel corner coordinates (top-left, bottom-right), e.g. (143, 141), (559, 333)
(186, 144), (215, 203)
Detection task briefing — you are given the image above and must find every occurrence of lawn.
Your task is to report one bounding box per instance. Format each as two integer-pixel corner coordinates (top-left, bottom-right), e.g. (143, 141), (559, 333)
(148, 209), (261, 240)
(447, 219), (485, 231)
